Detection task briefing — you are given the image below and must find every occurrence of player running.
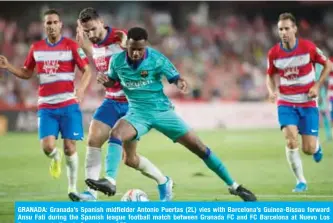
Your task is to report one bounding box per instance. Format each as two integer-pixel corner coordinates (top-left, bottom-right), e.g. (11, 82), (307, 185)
(266, 13), (332, 192)
(87, 27), (257, 202)
(315, 62), (332, 141)
(0, 9), (92, 195)
(69, 8), (172, 202)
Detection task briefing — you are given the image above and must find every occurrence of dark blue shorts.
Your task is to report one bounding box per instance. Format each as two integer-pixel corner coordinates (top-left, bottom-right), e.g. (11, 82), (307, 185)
(93, 99), (129, 128)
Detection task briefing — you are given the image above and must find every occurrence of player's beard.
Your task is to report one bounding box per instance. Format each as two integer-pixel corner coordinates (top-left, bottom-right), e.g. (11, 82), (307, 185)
(89, 37), (99, 44)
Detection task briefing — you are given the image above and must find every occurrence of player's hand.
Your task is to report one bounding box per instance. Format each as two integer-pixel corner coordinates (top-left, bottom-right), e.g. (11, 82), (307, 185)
(76, 20), (86, 46)
(74, 88), (85, 103)
(308, 83), (319, 98)
(96, 73), (109, 85)
(176, 77), (189, 94)
(268, 91), (277, 103)
(114, 30), (127, 48)
(0, 55), (9, 69)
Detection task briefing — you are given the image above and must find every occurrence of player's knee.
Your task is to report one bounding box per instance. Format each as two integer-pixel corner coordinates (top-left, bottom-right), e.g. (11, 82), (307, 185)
(286, 137), (298, 149)
(41, 140), (56, 155)
(87, 134), (104, 148)
(42, 146), (54, 156)
(63, 140), (76, 156)
(110, 128), (123, 141)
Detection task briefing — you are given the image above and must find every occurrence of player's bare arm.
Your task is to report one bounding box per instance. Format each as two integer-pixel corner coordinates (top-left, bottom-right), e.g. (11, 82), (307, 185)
(266, 75), (277, 103)
(75, 64), (92, 102)
(114, 30), (127, 48)
(76, 20), (93, 56)
(0, 55), (33, 79)
(97, 74), (115, 88)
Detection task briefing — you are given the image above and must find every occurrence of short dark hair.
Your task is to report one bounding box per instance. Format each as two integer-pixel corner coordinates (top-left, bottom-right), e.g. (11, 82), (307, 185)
(79, 7), (100, 23)
(127, 27), (148, 41)
(43, 9), (60, 17)
(278, 12), (296, 24)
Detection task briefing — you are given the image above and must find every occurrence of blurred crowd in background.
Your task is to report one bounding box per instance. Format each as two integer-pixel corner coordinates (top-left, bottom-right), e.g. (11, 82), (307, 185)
(1, 1), (333, 109)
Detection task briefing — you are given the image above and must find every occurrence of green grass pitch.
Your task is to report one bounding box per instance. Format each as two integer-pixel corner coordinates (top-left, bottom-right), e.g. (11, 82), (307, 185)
(0, 129), (332, 222)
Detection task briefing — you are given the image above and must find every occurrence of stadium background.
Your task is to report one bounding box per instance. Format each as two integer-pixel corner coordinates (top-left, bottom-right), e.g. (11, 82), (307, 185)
(0, 1), (332, 222)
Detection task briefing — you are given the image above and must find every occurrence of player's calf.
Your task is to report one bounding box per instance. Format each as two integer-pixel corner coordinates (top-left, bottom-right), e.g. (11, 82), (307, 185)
(63, 139), (79, 193)
(124, 154), (139, 168)
(41, 136), (62, 179)
(176, 131), (257, 201)
(302, 136), (322, 162)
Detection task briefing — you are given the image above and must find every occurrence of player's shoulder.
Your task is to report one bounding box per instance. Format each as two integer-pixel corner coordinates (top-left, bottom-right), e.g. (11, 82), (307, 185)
(268, 43), (280, 57)
(61, 37), (79, 47)
(147, 47), (168, 62)
(298, 38), (316, 48)
(101, 26), (127, 45)
(110, 50), (126, 66)
(30, 39), (47, 50)
(110, 27), (127, 34)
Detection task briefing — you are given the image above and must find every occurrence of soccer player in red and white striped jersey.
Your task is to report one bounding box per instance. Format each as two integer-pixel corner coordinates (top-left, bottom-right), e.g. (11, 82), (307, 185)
(266, 13), (332, 192)
(0, 9), (92, 196)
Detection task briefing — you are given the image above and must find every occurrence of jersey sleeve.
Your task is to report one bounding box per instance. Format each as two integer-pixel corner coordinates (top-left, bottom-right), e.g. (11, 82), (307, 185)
(309, 42), (327, 65)
(107, 56), (119, 80)
(315, 63), (323, 81)
(159, 56), (180, 84)
(23, 44), (36, 71)
(266, 48), (277, 76)
(71, 41), (89, 70)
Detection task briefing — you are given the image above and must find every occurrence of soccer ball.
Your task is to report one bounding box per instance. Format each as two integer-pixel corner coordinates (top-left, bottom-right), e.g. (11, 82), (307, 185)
(120, 189), (149, 202)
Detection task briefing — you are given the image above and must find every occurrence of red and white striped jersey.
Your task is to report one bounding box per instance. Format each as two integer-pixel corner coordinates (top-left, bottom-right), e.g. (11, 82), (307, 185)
(267, 38), (327, 107)
(327, 57), (333, 101)
(92, 27), (127, 102)
(24, 37), (89, 109)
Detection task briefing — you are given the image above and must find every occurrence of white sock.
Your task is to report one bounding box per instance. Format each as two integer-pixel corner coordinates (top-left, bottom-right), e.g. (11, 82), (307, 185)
(136, 155), (167, 185)
(229, 182), (240, 190)
(85, 147), (102, 197)
(285, 147), (306, 184)
(48, 148), (61, 161)
(314, 138), (320, 153)
(65, 152), (79, 192)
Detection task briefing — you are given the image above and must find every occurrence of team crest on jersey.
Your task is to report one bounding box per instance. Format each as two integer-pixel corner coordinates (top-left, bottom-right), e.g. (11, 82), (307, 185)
(140, 70), (148, 78)
(43, 60), (59, 74)
(77, 48), (86, 59)
(284, 67), (299, 80)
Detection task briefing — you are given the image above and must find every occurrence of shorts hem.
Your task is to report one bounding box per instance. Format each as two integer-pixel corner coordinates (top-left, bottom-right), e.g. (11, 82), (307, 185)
(171, 129), (190, 143)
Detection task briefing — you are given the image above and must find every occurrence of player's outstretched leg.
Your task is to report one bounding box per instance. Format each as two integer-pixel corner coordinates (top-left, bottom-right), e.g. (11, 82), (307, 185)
(123, 141), (173, 201)
(176, 131), (257, 201)
(283, 126), (307, 192)
(85, 119), (137, 196)
(41, 136), (63, 179)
